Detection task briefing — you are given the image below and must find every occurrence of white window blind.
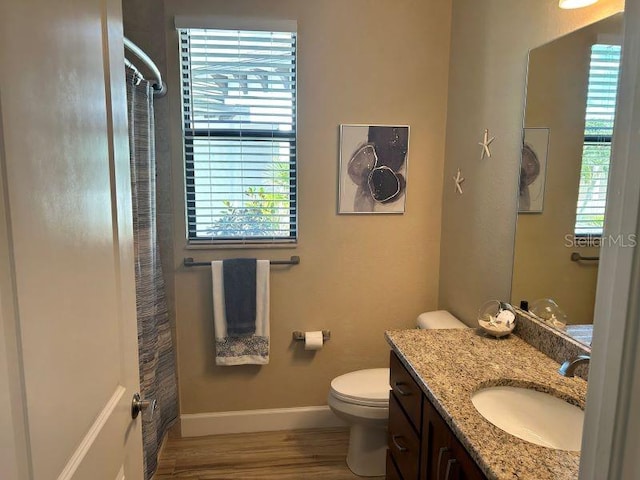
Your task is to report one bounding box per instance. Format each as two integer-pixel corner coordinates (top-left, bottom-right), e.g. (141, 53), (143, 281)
(575, 44), (621, 237)
(179, 27), (297, 245)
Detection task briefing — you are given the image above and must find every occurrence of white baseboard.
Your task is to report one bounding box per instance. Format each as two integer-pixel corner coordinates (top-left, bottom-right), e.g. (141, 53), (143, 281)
(180, 405), (347, 437)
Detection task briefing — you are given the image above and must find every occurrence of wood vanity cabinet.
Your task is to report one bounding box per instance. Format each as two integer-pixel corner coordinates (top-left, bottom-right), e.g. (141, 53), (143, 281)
(387, 351), (486, 480)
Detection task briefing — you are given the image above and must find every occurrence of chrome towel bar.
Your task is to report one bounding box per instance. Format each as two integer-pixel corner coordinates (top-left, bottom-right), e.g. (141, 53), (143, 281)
(184, 256), (300, 267)
(570, 252), (599, 262)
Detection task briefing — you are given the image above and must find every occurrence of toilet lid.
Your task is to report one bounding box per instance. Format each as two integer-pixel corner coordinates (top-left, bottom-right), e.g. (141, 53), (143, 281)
(330, 368), (390, 407)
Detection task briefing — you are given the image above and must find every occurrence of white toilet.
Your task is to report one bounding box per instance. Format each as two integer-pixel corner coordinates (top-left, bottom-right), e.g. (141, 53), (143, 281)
(327, 310), (466, 477)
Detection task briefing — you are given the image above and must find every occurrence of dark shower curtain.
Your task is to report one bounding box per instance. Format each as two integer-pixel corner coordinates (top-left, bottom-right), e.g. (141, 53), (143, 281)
(126, 67), (178, 479)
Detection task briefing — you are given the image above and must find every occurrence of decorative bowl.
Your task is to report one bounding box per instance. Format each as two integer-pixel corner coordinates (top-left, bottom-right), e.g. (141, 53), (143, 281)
(477, 300), (516, 338)
(529, 298), (568, 330)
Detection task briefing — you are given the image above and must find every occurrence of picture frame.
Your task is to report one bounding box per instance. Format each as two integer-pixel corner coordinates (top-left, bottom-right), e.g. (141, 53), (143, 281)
(338, 124), (410, 214)
(519, 127), (550, 213)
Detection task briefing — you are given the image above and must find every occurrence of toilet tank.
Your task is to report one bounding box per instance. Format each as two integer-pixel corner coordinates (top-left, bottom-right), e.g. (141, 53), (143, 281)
(416, 310), (466, 329)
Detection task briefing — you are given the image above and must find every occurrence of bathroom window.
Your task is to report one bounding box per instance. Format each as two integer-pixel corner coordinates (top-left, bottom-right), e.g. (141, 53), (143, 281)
(574, 44), (621, 237)
(179, 25), (297, 245)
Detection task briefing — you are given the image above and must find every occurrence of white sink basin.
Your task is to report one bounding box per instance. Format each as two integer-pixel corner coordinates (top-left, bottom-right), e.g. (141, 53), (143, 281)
(471, 386), (584, 451)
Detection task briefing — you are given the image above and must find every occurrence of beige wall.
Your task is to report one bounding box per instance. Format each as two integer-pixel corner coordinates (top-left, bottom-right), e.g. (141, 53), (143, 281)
(511, 16), (622, 324)
(438, 0), (623, 325)
(157, 0), (453, 414)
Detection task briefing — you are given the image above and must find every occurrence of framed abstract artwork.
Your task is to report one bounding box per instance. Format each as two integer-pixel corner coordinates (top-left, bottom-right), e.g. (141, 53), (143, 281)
(338, 124), (410, 214)
(519, 127), (550, 213)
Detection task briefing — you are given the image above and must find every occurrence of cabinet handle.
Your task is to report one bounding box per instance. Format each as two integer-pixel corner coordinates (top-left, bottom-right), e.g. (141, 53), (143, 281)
(436, 446), (450, 480)
(393, 381), (411, 396)
(391, 434), (409, 453)
(445, 458), (458, 480)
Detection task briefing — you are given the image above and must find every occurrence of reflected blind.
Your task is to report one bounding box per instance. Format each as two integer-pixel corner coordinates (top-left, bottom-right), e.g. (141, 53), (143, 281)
(575, 44), (621, 236)
(180, 27), (297, 244)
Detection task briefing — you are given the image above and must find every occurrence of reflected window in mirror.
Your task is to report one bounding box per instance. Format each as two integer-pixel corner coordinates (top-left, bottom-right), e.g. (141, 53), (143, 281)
(575, 44), (621, 238)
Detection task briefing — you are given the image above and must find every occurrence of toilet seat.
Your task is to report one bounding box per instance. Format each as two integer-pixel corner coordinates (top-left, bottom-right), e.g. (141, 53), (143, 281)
(329, 368), (390, 408)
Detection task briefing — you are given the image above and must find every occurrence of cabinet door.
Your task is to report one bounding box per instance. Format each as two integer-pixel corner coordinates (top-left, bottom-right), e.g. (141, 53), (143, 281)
(451, 442), (485, 480)
(421, 397), (486, 480)
(386, 451), (403, 480)
(422, 398), (454, 480)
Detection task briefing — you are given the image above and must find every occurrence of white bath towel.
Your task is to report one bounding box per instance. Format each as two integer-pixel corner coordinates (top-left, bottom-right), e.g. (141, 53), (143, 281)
(212, 260), (270, 365)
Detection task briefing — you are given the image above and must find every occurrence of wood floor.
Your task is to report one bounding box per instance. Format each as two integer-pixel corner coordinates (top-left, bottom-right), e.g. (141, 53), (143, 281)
(153, 427), (385, 479)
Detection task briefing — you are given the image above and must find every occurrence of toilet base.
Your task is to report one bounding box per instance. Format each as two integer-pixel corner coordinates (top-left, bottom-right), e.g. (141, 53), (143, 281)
(345, 423), (387, 477)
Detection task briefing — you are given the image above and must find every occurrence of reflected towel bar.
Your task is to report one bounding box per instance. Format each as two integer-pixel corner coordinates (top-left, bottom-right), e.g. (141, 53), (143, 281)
(571, 252), (599, 262)
(184, 256), (300, 267)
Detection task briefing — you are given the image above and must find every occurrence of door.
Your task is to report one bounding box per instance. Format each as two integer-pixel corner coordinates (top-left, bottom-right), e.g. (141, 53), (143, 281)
(0, 0), (143, 478)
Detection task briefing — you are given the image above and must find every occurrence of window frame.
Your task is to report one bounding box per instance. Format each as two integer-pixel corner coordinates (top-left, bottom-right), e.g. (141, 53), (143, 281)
(178, 22), (298, 247)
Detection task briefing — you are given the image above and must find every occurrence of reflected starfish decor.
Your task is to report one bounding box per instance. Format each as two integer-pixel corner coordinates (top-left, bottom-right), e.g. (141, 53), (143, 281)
(479, 129), (495, 159)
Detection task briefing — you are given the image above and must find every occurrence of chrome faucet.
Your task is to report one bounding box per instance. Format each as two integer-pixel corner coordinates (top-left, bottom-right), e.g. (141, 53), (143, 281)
(558, 355), (591, 377)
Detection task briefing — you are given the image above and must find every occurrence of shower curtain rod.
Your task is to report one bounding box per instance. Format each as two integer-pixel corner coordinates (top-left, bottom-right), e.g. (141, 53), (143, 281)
(124, 37), (166, 97)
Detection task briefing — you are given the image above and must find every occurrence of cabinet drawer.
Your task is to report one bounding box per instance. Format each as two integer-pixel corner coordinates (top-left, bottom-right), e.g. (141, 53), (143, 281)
(390, 351), (422, 430)
(386, 450), (402, 480)
(389, 392), (421, 480)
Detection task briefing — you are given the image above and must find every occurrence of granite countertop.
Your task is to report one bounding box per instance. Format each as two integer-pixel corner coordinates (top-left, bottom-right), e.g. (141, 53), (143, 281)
(385, 328), (588, 480)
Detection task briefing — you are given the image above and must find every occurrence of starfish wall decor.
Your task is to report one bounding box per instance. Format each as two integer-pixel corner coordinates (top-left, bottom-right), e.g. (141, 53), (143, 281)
(479, 129), (495, 159)
(453, 168), (465, 194)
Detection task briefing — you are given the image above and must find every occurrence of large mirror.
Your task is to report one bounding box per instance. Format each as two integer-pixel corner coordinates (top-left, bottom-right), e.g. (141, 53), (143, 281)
(512, 13), (624, 346)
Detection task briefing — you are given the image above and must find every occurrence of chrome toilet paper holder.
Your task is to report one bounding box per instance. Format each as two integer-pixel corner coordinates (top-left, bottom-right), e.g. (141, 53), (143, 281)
(292, 330), (331, 342)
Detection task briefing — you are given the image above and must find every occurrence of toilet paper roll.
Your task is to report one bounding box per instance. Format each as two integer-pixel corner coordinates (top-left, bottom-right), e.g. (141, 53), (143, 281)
(304, 331), (324, 351)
